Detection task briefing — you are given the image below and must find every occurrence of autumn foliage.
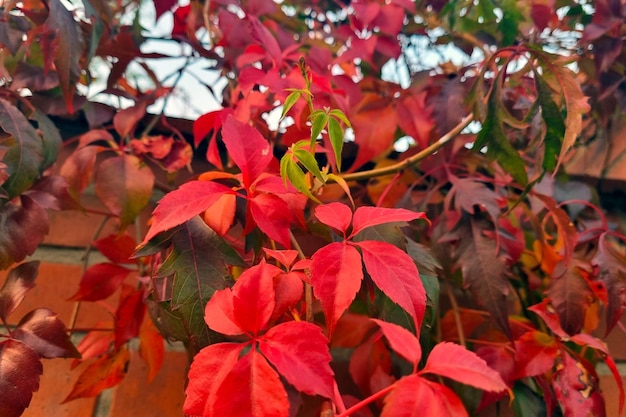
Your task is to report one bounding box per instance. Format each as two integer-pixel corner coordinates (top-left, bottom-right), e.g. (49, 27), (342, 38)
(1, 0), (626, 416)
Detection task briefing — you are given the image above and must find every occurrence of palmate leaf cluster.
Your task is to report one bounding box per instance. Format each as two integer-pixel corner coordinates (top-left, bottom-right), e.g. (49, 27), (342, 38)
(0, 0), (626, 416)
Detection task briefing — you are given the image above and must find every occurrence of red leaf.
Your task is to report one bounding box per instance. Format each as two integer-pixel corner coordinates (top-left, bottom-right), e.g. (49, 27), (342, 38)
(552, 353), (601, 417)
(0, 340), (42, 417)
(142, 180), (233, 243)
(212, 349), (289, 417)
(248, 16), (282, 67)
(349, 94), (398, 171)
(259, 321), (334, 398)
(205, 261), (280, 336)
(74, 324), (114, 366)
(63, 346), (130, 402)
(351, 206), (428, 238)
(95, 155), (155, 229)
(311, 242), (363, 336)
(59, 145), (99, 201)
(232, 260), (280, 336)
(68, 263), (133, 302)
(371, 319), (422, 367)
(202, 193), (236, 236)
(357, 240), (426, 329)
(139, 318), (164, 383)
(184, 343), (245, 416)
(193, 108), (233, 169)
(263, 248), (299, 268)
(315, 202), (353, 237)
(272, 271), (304, 320)
(0, 261), (39, 322)
(114, 285), (146, 348)
(396, 92), (434, 148)
(12, 308), (80, 359)
(570, 333), (624, 414)
(381, 375), (468, 417)
(113, 101), (148, 138)
(249, 193), (292, 248)
(420, 342), (508, 393)
(153, 0), (178, 19)
(528, 299), (569, 339)
(93, 233), (138, 264)
(350, 334), (392, 396)
(222, 115), (273, 187)
(513, 331), (558, 379)
(204, 288), (243, 336)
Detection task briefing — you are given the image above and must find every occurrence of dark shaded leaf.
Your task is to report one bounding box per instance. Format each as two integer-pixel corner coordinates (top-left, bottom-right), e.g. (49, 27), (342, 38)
(0, 261), (39, 322)
(547, 263), (593, 336)
(114, 285), (146, 348)
(0, 196), (49, 270)
(12, 308), (80, 359)
(592, 233), (626, 334)
(0, 98), (44, 199)
(453, 218), (512, 338)
(0, 340), (42, 417)
(155, 217), (242, 348)
(45, 1), (83, 113)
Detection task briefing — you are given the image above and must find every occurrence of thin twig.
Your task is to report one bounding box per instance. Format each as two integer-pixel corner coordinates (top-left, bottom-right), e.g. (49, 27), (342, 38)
(68, 216), (110, 333)
(339, 113), (474, 182)
(289, 231), (313, 322)
(444, 279), (466, 347)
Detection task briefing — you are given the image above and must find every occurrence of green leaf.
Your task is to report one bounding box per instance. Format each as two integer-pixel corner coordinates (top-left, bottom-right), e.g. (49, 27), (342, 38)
(328, 117), (344, 172)
(281, 90), (301, 119)
(155, 217), (243, 352)
(293, 149), (324, 181)
(0, 98), (44, 199)
(497, 0), (524, 46)
(329, 109), (351, 127)
(31, 110), (62, 171)
(474, 73), (528, 186)
(534, 51), (590, 171)
(310, 112), (328, 143)
(280, 155), (320, 202)
(535, 74), (565, 173)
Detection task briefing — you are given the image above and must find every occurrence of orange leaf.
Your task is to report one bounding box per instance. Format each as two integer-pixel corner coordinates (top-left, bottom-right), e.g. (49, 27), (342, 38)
(63, 346), (130, 403)
(139, 318), (165, 383)
(203, 193), (236, 236)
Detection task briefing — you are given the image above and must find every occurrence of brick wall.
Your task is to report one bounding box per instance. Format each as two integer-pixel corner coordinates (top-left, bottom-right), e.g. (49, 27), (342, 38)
(2, 202), (625, 417)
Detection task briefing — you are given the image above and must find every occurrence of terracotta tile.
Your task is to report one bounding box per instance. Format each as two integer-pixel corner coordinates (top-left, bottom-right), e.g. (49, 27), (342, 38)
(109, 350), (188, 417)
(3, 262), (118, 330)
(22, 358), (97, 417)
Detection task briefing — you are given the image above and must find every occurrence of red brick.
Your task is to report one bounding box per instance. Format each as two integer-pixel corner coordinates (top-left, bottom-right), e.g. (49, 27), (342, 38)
(109, 350), (189, 417)
(600, 373), (626, 417)
(3, 262), (118, 330)
(603, 317), (626, 361)
(22, 358), (97, 417)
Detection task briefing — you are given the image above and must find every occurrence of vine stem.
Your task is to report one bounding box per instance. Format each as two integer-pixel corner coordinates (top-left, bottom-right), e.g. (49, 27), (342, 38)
(338, 113), (474, 182)
(68, 216), (110, 333)
(289, 231), (313, 322)
(336, 383), (396, 417)
(444, 279), (466, 347)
